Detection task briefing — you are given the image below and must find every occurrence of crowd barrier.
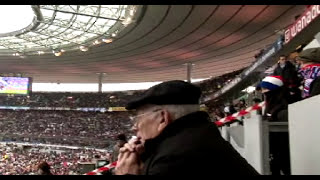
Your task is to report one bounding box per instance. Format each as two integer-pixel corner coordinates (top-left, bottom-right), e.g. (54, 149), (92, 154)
(85, 161), (117, 175)
(288, 95), (320, 175)
(219, 102), (291, 175)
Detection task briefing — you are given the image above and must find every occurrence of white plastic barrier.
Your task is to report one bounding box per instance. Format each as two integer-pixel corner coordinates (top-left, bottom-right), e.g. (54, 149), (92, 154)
(220, 126), (230, 142)
(221, 107), (289, 175)
(219, 113), (265, 174)
(225, 124), (245, 156)
(243, 112), (265, 174)
(289, 95), (320, 175)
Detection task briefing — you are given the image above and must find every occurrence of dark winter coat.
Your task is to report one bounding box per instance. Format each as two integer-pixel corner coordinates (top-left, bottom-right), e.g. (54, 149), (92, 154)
(140, 111), (259, 175)
(273, 61), (301, 88)
(264, 87), (289, 122)
(310, 76), (320, 97)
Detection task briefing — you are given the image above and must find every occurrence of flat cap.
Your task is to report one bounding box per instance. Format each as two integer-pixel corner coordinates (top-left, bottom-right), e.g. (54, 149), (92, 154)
(297, 47), (320, 62)
(125, 80), (201, 110)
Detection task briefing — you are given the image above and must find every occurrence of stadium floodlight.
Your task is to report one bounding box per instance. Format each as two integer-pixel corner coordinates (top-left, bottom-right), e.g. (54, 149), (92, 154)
(102, 38), (113, 43)
(130, 9), (135, 16)
(52, 50), (62, 56)
(54, 52), (62, 57)
(37, 51), (44, 55)
(93, 40), (101, 45)
(79, 45), (89, 52)
(122, 17), (132, 25)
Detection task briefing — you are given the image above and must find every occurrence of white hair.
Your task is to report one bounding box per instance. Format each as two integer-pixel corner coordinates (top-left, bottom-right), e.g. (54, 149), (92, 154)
(150, 104), (200, 121)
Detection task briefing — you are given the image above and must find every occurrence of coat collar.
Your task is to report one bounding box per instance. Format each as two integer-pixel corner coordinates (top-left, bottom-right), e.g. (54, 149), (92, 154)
(140, 111), (210, 160)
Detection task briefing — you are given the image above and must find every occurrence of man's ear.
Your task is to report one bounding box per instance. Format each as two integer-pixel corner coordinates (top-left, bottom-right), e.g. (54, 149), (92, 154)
(157, 110), (171, 132)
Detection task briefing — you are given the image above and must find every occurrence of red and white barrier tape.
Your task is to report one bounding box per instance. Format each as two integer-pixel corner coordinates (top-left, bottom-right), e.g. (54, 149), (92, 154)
(84, 161), (117, 175)
(214, 101), (265, 127)
(84, 102), (265, 175)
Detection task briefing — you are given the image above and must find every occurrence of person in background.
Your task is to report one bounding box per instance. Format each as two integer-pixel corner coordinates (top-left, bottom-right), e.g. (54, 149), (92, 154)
(272, 55), (302, 103)
(115, 80), (259, 175)
(296, 47), (320, 98)
(37, 161), (53, 175)
(257, 76), (289, 121)
(252, 98), (263, 115)
(213, 108), (225, 121)
(111, 134), (127, 162)
(252, 98), (262, 104)
(257, 76), (290, 175)
(237, 99), (247, 110)
(224, 103), (237, 116)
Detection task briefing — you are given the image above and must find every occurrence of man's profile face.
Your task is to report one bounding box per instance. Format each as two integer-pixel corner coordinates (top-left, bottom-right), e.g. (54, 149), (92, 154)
(132, 106), (164, 143)
(279, 56), (286, 65)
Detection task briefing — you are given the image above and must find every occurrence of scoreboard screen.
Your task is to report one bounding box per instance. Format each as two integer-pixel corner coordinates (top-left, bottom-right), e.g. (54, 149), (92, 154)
(0, 77), (32, 95)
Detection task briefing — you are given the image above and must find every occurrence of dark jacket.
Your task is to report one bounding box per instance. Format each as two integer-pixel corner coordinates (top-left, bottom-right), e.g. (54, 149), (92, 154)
(273, 61), (302, 104)
(273, 61), (300, 88)
(264, 87), (289, 122)
(264, 89), (291, 175)
(140, 111), (259, 175)
(310, 76), (320, 97)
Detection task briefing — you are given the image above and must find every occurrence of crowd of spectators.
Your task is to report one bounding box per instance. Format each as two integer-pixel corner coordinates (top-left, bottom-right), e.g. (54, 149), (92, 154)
(0, 110), (133, 149)
(197, 68), (245, 97)
(0, 91), (143, 108)
(0, 143), (111, 175)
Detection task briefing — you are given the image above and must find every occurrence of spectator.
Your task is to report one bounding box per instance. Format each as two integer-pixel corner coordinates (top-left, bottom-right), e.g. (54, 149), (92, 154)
(296, 47), (320, 98)
(252, 98), (263, 115)
(257, 76), (291, 175)
(238, 99), (247, 110)
(115, 80), (259, 175)
(257, 76), (289, 121)
(252, 98), (262, 104)
(223, 104), (237, 116)
(213, 108), (225, 121)
(309, 76), (320, 97)
(37, 161), (53, 175)
(272, 55), (302, 103)
(111, 134), (127, 162)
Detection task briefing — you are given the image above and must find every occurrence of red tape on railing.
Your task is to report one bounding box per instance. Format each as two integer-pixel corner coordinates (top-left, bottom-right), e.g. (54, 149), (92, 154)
(214, 101), (265, 127)
(84, 161), (117, 175)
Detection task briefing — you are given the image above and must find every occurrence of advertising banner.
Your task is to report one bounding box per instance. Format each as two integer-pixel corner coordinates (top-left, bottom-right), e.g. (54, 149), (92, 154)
(284, 5), (320, 44)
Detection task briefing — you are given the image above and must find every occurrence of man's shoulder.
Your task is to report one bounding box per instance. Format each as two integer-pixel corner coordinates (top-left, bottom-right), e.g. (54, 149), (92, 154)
(157, 121), (222, 152)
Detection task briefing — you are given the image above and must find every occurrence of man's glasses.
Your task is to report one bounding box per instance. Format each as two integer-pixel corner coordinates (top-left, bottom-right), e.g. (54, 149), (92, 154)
(130, 109), (161, 124)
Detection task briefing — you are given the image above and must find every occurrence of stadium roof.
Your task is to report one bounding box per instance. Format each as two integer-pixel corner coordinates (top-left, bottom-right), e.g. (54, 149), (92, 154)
(0, 5), (306, 83)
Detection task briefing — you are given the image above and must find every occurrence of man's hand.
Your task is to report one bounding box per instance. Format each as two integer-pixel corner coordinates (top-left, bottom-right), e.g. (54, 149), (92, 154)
(120, 141), (144, 155)
(115, 138), (145, 175)
(115, 151), (142, 175)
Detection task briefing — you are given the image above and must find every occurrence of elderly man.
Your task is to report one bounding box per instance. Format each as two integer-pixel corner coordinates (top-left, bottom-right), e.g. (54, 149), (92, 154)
(115, 80), (259, 175)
